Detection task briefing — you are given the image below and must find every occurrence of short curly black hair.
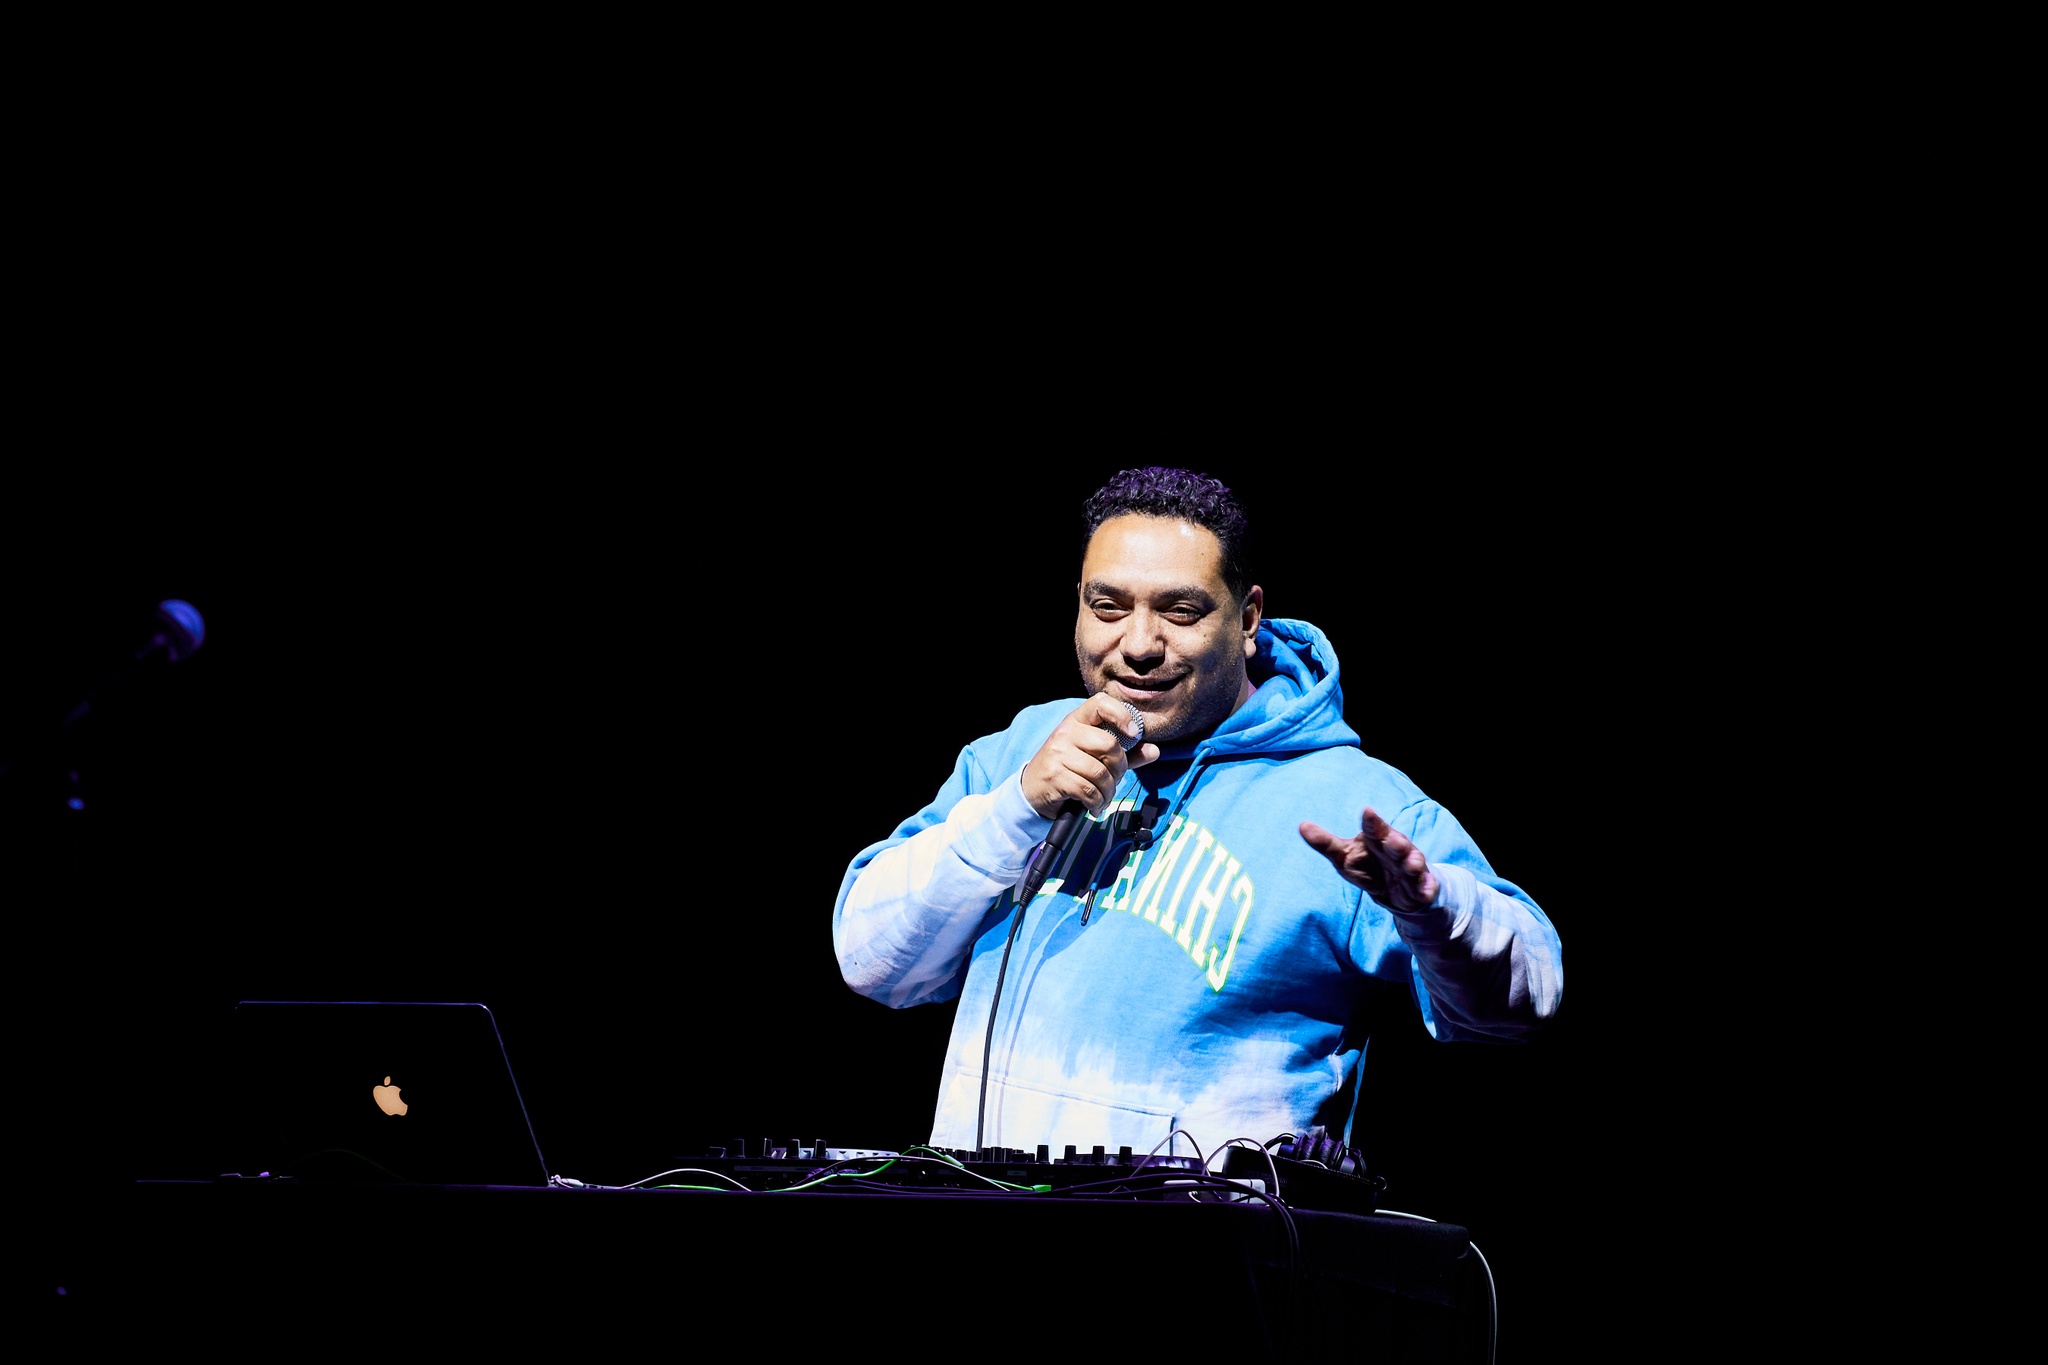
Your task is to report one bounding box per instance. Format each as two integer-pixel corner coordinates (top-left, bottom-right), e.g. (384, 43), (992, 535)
(1081, 467), (1252, 603)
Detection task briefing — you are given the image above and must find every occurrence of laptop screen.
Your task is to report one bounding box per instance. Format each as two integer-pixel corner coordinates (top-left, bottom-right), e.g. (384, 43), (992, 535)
(221, 1000), (551, 1188)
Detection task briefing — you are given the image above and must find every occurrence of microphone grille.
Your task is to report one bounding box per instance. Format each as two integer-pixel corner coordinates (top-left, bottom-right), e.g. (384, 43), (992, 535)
(153, 599), (206, 662)
(1111, 700), (1144, 751)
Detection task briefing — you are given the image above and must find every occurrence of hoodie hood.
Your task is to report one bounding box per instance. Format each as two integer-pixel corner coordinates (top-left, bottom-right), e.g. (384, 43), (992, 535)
(1203, 616), (1360, 759)
(1135, 616), (1359, 833)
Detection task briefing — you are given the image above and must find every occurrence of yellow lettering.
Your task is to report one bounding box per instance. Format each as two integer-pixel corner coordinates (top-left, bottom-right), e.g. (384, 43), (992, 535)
(1157, 826), (1214, 934)
(1102, 812), (1256, 993)
(1203, 874), (1254, 991)
(1129, 816), (1193, 923)
(1178, 842), (1240, 954)
(1097, 848), (1142, 913)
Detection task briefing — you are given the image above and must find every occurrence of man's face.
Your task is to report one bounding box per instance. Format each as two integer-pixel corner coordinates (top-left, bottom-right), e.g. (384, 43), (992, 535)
(1074, 513), (1261, 745)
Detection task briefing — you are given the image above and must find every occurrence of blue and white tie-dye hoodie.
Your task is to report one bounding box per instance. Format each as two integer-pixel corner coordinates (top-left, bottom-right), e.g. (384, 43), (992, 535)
(833, 617), (1563, 1158)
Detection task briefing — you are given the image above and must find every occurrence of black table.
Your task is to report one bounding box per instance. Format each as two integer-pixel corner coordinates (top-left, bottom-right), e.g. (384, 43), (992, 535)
(34, 1177), (1493, 1361)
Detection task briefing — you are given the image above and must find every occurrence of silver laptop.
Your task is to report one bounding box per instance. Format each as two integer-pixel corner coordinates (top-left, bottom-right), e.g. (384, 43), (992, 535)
(220, 1000), (551, 1187)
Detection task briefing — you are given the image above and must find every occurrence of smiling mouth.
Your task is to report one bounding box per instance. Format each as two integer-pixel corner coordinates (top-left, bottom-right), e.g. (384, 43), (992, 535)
(1113, 677), (1180, 701)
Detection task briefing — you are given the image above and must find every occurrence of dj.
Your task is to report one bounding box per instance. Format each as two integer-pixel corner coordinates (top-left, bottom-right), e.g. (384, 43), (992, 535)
(831, 466), (1563, 1160)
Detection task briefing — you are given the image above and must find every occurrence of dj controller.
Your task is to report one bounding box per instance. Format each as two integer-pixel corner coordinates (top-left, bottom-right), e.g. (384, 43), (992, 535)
(661, 1133), (1385, 1214)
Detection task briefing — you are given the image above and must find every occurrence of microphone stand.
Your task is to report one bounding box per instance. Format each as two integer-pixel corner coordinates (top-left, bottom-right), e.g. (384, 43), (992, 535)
(0, 600), (207, 877)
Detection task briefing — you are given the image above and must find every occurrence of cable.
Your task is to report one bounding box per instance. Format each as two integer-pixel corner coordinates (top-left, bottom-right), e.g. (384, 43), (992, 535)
(1210, 1135), (1285, 1202)
(972, 892), (1025, 1154)
(976, 778), (1145, 1150)
(1373, 1207), (1499, 1365)
(1134, 1127), (1207, 1176)
(787, 1152), (1036, 1194)
(559, 1137), (1483, 1363)
(615, 1166), (753, 1192)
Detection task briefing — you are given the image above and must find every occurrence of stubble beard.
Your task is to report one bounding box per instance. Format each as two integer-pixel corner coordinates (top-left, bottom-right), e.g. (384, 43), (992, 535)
(1078, 656), (1243, 747)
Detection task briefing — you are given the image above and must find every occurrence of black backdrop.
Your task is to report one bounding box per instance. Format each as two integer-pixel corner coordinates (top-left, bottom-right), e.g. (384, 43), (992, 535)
(14, 455), (1623, 1353)
(2, 49), (1695, 1352)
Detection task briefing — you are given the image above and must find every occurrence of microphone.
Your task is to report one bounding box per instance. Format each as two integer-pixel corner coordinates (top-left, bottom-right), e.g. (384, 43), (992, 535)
(1016, 701), (1145, 909)
(2, 600), (210, 787)
(61, 599), (208, 730)
(1132, 794), (1166, 851)
(140, 599), (207, 665)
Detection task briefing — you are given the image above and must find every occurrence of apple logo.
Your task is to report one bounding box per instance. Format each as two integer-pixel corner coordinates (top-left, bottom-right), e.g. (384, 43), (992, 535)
(373, 1076), (408, 1117)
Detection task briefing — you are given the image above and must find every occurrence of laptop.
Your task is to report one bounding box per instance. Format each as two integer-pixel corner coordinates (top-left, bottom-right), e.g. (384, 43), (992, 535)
(219, 1000), (552, 1187)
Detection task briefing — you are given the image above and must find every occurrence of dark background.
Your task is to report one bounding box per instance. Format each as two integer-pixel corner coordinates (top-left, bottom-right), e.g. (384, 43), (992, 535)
(10, 85), (1661, 1348)
(13, 452), (1628, 1351)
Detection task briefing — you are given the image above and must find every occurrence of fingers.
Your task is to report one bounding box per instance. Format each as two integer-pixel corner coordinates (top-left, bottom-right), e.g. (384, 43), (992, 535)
(1358, 807), (1413, 858)
(1024, 758), (1111, 819)
(1022, 703), (1145, 819)
(1300, 820), (1381, 890)
(1091, 695), (1147, 752)
(1298, 820), (1342, 856)
(1302, 809), (1393, 857)
(1074, 698), (1156, 791)
(1299, 809), (1437, 910)
(1352, 808), (1437, 909)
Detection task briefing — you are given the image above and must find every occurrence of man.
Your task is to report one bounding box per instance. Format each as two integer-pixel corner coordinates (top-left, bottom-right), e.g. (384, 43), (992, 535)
(833, 466), (1562, 1159)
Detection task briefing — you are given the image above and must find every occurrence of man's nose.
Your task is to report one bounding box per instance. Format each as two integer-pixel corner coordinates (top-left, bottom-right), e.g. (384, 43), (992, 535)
(1119, 609), (1167, 665)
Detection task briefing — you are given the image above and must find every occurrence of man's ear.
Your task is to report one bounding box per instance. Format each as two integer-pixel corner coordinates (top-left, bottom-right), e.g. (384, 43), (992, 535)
(1241, 585), (1264, 655)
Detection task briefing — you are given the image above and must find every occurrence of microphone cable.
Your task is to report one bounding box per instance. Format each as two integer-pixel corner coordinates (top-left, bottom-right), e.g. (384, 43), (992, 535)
(974, 772), (1141, 1153)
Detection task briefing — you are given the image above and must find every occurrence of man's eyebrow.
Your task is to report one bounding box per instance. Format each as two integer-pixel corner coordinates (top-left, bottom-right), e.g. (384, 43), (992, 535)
(1081, 578), (1219, 605)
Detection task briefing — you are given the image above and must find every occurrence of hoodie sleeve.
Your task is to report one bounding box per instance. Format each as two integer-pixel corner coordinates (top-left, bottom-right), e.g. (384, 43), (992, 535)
(833, 753), (1050, 1010)
(1383, 802), (1564, 1042)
